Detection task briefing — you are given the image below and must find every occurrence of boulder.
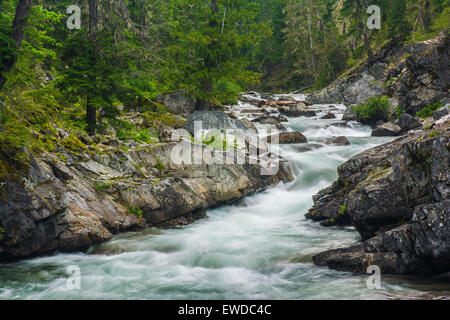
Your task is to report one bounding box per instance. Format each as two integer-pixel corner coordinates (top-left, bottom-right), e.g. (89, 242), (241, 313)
(320, 112), (337, 120)
(372, 122), (402, 136)
(240, 118), (257, 131)
(308, 33), (449, 115)
(241, 109), (265, 114)
(156, 91), (197, 116)
(0, 136), (294, 261)
(342, 106), (358, 121)
(314, 200), (450, 276)
(266, 132), (307, 144)
(259, 117), (288, 131)
(184, 111), (249, 135)
(309, 125), (450, 276)
(398, 113), (422, 132)
(325, 136), (351, 146)
(279, 106), (317, 117)
(433, 105), (449, 121)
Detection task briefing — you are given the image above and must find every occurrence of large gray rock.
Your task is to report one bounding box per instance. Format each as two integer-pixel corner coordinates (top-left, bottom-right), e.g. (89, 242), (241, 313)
(266, 132), (308, 144)
(372, 122), (402, 136)
(320, 112), (337, 120)
(325, 136), (350, 146)
(434, 105), (449, 120)
(308, 71), (384, 105)
(342, 106), (358, 121)
(308, 33), (449, 115)
(314, 200), (450, 276)
(157, 91), (197, 117)
(309, 125), (450, 276)
(279, 106), (317, 117)
(0, 129), (294, 261)
(184, 111), (249, 135)
(398, 113), (422, 132)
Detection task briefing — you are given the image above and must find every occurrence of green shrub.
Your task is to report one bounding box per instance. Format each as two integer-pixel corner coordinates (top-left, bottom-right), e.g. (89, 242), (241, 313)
(154, 158), (165, 171)
(127, 206), (143, 218)
(396, 106), (404, 119)
(0, 226), (5, 241)
(416, 103), (443, 119)
(94, 182), (113, 193)
(213, 78), (242, 105)
(353, 96), (391, 124)
(339, 205), (346, 216)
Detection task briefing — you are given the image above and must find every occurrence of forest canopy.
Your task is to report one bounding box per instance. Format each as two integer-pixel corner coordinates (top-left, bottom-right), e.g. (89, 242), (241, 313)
(0, 0), (448, 171)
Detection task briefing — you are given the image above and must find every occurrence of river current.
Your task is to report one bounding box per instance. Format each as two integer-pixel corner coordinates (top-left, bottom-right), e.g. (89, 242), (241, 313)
(1, 97), (449, 300)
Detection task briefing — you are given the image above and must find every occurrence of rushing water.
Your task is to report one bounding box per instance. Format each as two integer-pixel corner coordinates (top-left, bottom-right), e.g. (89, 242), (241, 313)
(1, 100), (449, 300)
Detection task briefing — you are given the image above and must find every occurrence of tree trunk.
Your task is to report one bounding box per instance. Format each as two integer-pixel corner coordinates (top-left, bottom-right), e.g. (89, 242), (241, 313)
(88, 0), (98, 39)
(419, 8), (427, 29)
(211, 0), (219, 14)
(86, 0), (98, 134)
(0, 0), (33, 91)
(307, 14), (317, 82)
(320, 19), (326, 44)
(86, 96), (97, 135)
(360, 21), (374, 61)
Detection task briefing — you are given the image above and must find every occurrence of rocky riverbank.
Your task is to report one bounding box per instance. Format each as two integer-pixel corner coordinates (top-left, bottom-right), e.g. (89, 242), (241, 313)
(307, 104), (449, 278)
(308, 32), (449, 116)
(0, 105), (293, 262)
(303, 30), (450, 279)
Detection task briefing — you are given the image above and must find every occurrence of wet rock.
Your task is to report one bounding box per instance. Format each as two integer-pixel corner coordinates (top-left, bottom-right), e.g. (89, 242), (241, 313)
(325, 136), (351, 146)
(372, 122), (402, 136)
(291, 143), (324, 153)
(314, 200), (450, 276)
(240, 118), (257, 131)
(0, 125), (294, 261)
(259, 117), (287, 131)
(342, 106), (358, 121)
(320, 112), (337, 120)
(241, 109), (265, 114)
(279, 106), (317, 117)
(266, 132), (307, 144)
(310, 125), (450, 276)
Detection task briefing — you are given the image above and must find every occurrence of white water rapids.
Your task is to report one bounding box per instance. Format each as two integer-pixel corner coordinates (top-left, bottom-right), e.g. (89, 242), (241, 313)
(1, 97), (449, 300)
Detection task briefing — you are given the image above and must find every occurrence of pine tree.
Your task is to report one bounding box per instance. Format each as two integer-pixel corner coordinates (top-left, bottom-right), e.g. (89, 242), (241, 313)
(388, 1), (410, 40)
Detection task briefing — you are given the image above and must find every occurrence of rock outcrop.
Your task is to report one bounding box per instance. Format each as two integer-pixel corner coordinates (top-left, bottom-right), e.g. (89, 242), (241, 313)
(308, 123), (450, 277)
(184, 111), (249, 135)
(308, 32), (449, 115)
(0, 112), (294, 261)
(156, 91), (221, 117)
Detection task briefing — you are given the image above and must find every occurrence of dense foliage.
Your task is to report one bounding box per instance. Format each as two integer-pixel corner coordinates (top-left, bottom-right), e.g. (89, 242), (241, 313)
(0, 0), (448, 173)
(352, 96), (391, 124)
(416, 103), (444, 119)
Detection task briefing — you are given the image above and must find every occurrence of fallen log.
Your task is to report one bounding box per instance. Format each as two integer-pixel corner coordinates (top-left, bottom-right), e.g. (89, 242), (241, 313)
(258, 100), (298, 107)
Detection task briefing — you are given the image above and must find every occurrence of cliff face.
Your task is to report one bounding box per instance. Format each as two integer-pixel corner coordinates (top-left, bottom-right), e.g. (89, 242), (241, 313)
(309, 124), (450, 277)
(308, 32), (449, 115)
(0, 116), (293, 261)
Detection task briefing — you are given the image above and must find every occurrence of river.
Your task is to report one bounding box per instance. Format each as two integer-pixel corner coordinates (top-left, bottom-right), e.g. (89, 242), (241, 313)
(1, 97), (449, 300)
